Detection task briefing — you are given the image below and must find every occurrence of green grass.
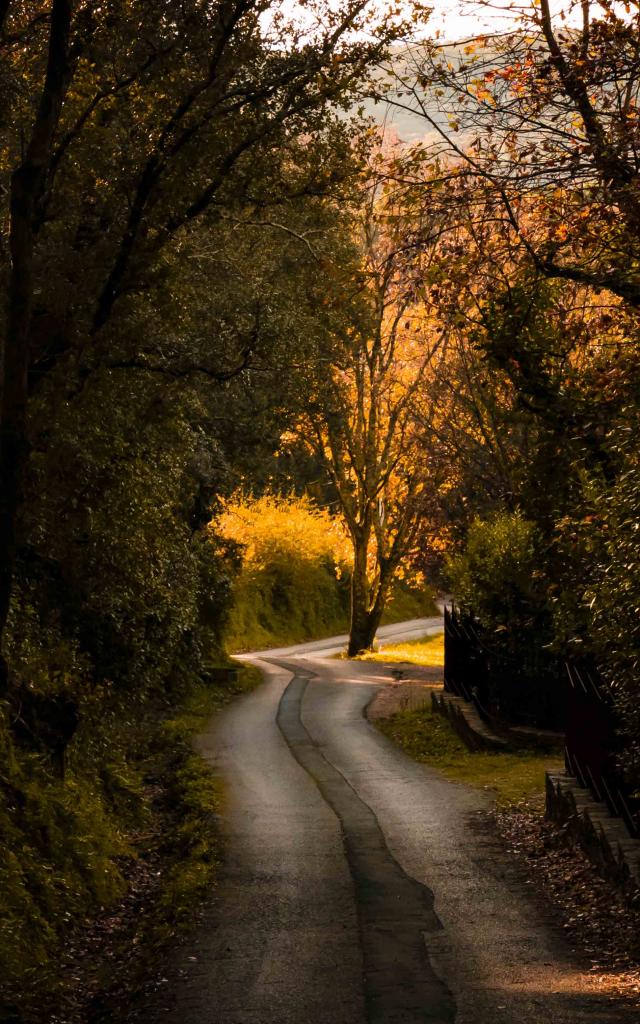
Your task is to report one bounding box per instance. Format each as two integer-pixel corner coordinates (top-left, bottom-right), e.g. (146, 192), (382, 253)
(377, 706), (562, 807)
(163, 664), (262, 737)
(359, 632), (444, 668)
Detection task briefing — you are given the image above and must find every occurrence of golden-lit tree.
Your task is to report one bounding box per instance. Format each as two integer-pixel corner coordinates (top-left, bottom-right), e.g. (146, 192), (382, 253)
(303, 184), (444, 653)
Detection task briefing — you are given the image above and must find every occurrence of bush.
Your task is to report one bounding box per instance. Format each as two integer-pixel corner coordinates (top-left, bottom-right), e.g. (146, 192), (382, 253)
(0, 366), (236, 1016)
(19, 371), (233, 700)
(445, 511), (545, 626)
(217, 494), (352, 650)
(446, 512), (562, 728)
(217, 493), (439, 651)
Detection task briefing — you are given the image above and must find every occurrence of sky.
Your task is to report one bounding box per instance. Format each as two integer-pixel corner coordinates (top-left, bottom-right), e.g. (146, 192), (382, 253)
(424, 0), (523, 40)
(428, 0), (587, 40)
(263, 0), (584, 44)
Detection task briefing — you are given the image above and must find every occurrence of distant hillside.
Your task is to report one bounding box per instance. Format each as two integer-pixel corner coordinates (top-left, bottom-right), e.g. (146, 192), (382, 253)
(358, 39), (503, 144)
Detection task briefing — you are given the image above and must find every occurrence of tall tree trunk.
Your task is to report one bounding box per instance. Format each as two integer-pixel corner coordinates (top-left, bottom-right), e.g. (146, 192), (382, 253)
(348, 534), (384, 655)
(348, 547), (373, 655)
(0, 0), (72, 695)
(348, 535), (398, 656)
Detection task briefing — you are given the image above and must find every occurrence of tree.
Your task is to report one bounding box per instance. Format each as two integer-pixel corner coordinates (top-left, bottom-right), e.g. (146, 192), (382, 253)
(302, 183), (442, 654)
(0, 0), (412, 690)
(366, 139), (639, 537)
(366, 5), (640, 770)
(380, 0), (640, 306)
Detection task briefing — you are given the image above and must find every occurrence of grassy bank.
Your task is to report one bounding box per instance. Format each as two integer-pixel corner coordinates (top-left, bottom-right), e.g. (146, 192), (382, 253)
(227, 574), (438, 653)
(380, 587), (440, 627)
(1, 666), (260, 1024)
(225, 555), (350, 651)
(377, 706), (562, 807)
(358, 632), (444, 668)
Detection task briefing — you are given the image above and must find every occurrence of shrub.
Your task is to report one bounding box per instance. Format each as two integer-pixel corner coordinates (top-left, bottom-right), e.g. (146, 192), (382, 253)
(217, 494), (352, 650)
(445, 511), (545, 627)
(445, 512), (562, 728)
(0, 370), (235, 1013)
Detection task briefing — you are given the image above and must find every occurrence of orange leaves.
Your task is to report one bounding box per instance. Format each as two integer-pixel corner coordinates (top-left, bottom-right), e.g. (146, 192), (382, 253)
(469, 84), (496, 106)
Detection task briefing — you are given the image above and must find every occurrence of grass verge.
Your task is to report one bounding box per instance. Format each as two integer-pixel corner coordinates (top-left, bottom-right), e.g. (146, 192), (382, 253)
(377, 705), (562, 807)
(358, 632), (444, 668)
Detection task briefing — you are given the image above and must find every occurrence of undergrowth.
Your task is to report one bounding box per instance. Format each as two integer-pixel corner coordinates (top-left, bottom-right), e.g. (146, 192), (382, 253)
(228, 571), (437, 652)
(377, 706), (562, 807)
(0, 665), (261, 1024)
(380, 588), (439, 627)
(226, 555), (351, 651)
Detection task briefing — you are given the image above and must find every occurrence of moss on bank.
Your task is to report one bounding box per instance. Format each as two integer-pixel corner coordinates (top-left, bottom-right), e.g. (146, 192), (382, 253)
(0, 666), (261, 1024)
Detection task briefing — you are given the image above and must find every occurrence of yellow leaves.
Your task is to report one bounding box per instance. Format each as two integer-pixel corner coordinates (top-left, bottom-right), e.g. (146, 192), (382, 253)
(278, 429), (298, 448)
(554, 223), (570, 241)
(216, 493), (352, 570)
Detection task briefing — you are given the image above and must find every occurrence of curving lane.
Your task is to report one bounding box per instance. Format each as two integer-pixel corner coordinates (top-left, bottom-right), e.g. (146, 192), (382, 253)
(147, 615), (635, 1024)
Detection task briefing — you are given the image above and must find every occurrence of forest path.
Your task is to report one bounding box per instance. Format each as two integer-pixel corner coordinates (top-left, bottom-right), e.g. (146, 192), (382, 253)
(146, 617), (634, 1024)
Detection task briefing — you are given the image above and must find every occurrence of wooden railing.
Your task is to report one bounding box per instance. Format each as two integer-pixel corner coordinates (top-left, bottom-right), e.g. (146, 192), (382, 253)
(565, 660), (640, 837)
(443, 603), (563, 729)
(444, 603), (639, 835)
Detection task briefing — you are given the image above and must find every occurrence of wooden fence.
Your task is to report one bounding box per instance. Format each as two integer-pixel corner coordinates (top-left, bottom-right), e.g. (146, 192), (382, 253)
(444, 603), (640, 837)
(443, 604), (563, 729)
(565, 660), (640, 837)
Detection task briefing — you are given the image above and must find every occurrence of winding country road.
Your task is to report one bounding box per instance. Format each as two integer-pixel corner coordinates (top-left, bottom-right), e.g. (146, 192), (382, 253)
(148, 616), (635, 1024)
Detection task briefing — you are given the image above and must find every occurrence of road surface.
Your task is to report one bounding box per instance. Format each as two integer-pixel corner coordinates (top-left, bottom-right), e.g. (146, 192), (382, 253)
(147, 615), (635, 1024)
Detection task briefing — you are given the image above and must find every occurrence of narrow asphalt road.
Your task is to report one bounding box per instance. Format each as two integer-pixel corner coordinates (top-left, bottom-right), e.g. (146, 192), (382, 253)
(147, 616), (635, 1024)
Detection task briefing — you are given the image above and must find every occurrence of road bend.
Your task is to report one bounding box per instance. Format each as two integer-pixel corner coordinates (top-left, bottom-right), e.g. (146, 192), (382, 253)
(145, 616), (635, 1024)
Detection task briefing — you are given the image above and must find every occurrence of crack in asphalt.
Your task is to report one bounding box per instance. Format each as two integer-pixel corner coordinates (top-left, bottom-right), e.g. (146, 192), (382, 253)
(275, 662), (457, 1024)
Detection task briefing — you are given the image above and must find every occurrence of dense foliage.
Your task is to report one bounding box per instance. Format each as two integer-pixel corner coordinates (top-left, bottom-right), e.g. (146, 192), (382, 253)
(0, 1), (413, 1010)
(445, 512), (544, 629)
(217, 493), (351, 650)
(372, 1), (640, 771)
(217, 492), (437, 651)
